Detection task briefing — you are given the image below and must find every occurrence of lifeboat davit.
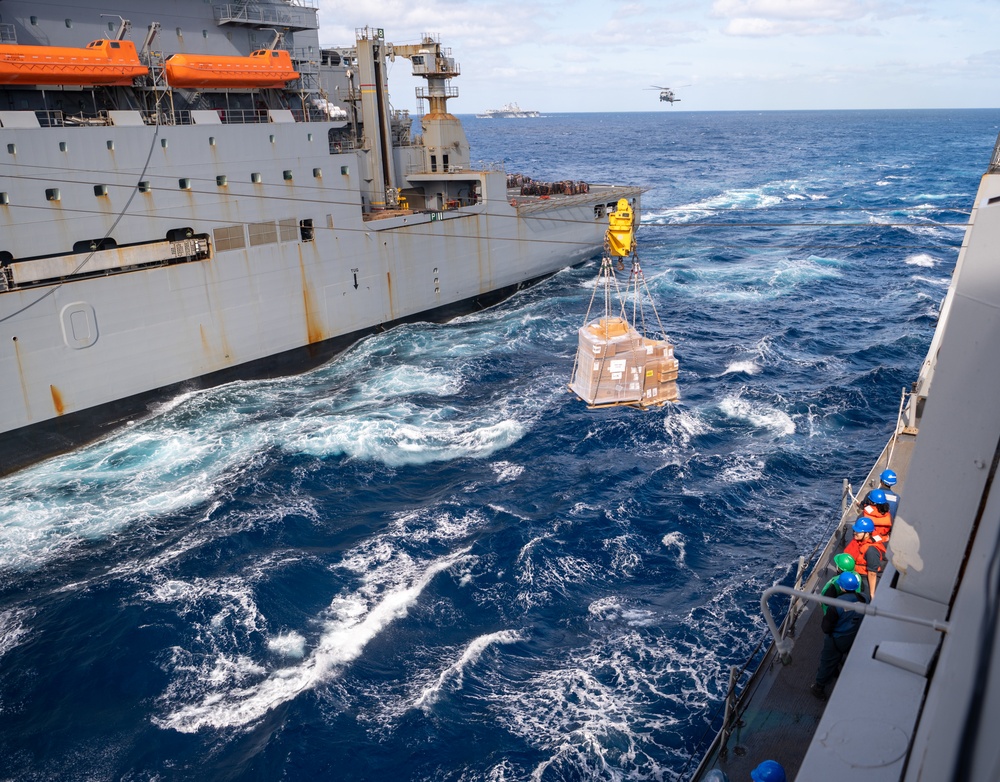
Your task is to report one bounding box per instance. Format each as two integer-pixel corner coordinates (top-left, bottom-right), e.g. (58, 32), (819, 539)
(165, 49), (299, 89)
(0, 40), (148, 86)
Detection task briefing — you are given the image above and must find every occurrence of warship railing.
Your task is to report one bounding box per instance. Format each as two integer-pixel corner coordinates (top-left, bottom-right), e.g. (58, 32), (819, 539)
(990, 130), (1000, 174)
(214, 3), (318, 31)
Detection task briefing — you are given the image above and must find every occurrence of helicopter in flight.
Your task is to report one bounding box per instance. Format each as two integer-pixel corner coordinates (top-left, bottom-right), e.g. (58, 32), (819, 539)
(646, 85), (688, 104)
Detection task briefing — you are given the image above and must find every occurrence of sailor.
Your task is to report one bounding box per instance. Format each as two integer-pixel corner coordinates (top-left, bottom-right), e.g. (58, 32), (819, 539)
(750, 760), (786, 782)
(820, 553), (858, 611)
(843, 517), (887, 598)
(861, 487), (892, 543)
(811, 571), (868, 701)
(879, 468), (901, 518)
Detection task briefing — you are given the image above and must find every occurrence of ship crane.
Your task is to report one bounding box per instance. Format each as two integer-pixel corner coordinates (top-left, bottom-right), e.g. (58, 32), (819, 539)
(568, 199), (679, 409)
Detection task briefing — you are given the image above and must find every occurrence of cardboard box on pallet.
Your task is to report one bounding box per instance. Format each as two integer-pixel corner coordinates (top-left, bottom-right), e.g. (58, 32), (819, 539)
(570, 317), (679, 406)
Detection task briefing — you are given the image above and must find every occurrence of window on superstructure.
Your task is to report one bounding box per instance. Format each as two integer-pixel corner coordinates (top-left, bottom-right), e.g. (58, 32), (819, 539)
(29, 16), (37, 25)
(203, 30), (208, 38)
(283, 170), (293, 181)
(179, 178), (191, 190)
(213, 225), (246, 252)
(443, 154), (449, 172)
(45, 188), (60, 202)
(312, 168), (322, 179)
(0, 193), (9, 205)
(278, 218), (298, 242)
(65, 19), (72, 28)
(138, 181), (151, 193)
(299, 219), (314, 242)
(6, 144), (14, 155)
(430, 155), (437, 173)
(216, 175), (227, 186)
(251, 172), (262, 184)
(58, 141), (67, 152)
(107, 140), (114, 150)
(248, 221), (278, 246)
(94, 185), (107, 197)
(107, 22), (115, 32)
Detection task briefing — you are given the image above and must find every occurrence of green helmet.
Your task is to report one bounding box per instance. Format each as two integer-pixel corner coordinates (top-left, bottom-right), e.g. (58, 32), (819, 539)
(834, 553), (856, 572)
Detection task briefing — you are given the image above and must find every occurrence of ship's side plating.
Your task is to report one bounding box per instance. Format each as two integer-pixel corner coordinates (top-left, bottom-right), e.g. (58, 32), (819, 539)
(0, 2), (638, 474)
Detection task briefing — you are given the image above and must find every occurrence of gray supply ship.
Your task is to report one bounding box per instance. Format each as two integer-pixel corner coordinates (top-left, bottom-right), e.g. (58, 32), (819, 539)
(690, 135), (1000, 780)
(0, 1), (639, 476)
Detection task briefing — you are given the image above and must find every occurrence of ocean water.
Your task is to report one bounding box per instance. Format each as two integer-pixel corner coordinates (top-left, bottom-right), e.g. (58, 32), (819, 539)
(1, 109), (997, 781)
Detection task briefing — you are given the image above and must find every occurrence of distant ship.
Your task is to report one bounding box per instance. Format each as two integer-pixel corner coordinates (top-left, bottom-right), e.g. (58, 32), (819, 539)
(476, 102), (541, 119)
(0, 4), (639, 476)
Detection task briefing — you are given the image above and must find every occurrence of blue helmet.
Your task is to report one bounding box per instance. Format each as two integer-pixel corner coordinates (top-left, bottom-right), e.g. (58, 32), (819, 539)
(868, 488), (887, 505)
(853, 517), (875, 533)
(750, 760), (787, 782)
(837, 571), (861, 592)
(880, 469), (897, 486)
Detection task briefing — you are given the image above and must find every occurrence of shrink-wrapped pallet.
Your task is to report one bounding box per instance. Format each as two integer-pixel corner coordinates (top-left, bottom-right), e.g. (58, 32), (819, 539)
(569, 317), (679, 407)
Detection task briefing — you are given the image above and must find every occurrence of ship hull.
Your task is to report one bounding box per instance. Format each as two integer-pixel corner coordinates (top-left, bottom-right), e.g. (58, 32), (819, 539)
(0, 3), (641, 475)
(0, 272), (551, 475)
(0, 118), (637, 474)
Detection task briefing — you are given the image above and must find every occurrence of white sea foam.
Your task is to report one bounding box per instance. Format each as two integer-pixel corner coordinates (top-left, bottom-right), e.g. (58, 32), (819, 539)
(491, 461), (525, 483)
(720, 456), (766, 483)
(156, 549), (467, 732)
(282, 406), (526, 467)
(0, 608), (31, 660)
(660, 531), (687, 567)
(267, 632), (307, 659)
(911, 274), (950, 287)
(719, 395), (795, 436)
(643, 182), (788, 223)
(661, 408), (713, 449)
(905, 254), (937, 268)
(722, 360), (760, 376)
(413, 629), (523, 710)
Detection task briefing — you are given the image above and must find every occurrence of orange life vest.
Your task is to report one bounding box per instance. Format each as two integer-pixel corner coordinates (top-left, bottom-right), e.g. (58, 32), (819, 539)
(864, 504), (892, 541)
(845, 538), (886, 577)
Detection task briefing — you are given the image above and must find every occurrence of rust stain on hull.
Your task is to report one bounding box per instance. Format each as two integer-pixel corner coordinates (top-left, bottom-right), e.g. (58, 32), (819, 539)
(386, 271), (394, 320)
(50, 384), (65, 416)
(299, 252), (324, 344)
(13, 337), (31, 418)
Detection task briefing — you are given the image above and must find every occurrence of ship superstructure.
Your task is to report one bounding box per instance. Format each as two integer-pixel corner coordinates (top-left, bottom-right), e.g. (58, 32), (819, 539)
(0, 2), (640, 475)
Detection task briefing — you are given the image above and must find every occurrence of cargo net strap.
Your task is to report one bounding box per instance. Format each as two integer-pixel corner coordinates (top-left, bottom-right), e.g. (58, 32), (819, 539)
(579, 238), (670, 349)
(568, 239), (677, 408)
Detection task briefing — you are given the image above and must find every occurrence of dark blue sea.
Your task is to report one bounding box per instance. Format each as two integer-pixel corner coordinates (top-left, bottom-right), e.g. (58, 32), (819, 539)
(2, 109), (998, 781)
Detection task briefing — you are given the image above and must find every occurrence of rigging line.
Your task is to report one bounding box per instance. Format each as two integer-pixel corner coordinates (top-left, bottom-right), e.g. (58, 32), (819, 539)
(639, 221), (969, 228)
(0, 122), (161, 325)
(0, 202), (611, 249)
(0, 196), (972, 241)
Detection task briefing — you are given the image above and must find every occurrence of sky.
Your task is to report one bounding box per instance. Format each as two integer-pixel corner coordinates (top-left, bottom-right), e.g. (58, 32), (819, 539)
(315, 0), (1000, 113)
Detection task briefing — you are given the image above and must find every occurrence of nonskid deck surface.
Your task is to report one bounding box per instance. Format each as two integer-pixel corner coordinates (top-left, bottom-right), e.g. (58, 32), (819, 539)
(697, 433), (916, 781)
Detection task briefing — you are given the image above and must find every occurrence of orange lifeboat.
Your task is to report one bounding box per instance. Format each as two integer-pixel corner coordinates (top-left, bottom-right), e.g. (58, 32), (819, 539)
(0, 40), (148, 86)
(164, 49), (299, 89)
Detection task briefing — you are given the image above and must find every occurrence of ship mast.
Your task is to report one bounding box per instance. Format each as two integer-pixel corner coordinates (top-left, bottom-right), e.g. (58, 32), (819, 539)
(390, 34), (470, 176)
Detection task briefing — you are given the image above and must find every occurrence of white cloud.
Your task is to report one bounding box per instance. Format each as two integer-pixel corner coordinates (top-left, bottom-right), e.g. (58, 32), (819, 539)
(711, 0), (876, 21)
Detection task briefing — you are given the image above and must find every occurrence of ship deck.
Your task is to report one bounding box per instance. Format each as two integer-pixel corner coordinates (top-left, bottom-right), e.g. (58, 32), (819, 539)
(691, 430), (917, 781)
(508, 183), (645, 214)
